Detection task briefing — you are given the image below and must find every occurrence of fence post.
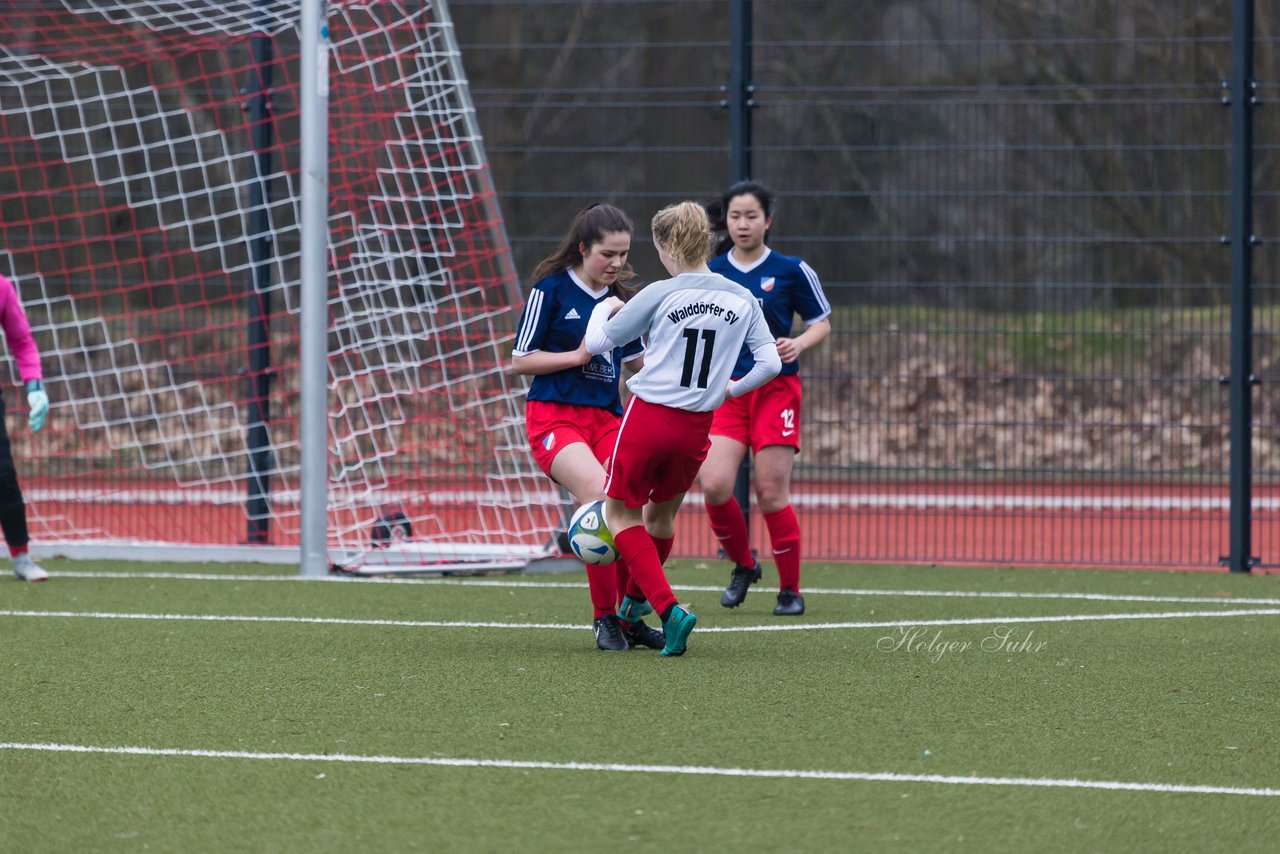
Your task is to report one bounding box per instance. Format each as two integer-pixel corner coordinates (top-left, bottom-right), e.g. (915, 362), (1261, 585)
(727, 0), (755, 541)
(728, 0), (754, 182)
(1225, 0), (1257, 573)
(244, 10), (276, 545)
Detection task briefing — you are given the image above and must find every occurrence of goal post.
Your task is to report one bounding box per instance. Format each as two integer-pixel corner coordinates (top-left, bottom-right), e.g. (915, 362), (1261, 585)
(298, 0), (329, 577)
(0, 1), (562, 574)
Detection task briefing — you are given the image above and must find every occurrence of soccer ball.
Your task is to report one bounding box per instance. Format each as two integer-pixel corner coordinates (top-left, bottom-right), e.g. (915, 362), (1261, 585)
(566, 499), (618, 565)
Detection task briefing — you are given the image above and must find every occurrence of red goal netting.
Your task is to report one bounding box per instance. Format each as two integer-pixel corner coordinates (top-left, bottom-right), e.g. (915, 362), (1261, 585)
(0, 1), (559, 570)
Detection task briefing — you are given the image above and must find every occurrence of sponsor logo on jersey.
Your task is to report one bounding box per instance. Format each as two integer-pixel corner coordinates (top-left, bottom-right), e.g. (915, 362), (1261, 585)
(760, 276), (776, 292)
(583, 358), (616, 382)
(542, 432), (556, 451)
(565, 308), (581, 320)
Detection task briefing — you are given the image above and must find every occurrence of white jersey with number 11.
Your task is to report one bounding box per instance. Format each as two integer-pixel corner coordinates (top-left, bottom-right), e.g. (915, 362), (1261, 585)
(586, 271), (778, 412)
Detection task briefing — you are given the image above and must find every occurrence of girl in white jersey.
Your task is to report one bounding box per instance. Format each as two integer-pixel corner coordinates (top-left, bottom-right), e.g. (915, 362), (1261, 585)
(583, 202), (780, 656)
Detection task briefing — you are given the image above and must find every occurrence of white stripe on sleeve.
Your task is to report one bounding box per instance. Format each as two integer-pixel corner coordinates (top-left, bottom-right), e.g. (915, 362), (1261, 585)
(514, 288), (544, 354)
(799, 261), (831, 321)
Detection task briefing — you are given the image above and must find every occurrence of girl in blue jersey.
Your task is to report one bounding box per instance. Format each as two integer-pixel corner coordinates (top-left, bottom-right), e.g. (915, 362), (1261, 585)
(512, 204), (662, 652)
(699, 181), (832, 616)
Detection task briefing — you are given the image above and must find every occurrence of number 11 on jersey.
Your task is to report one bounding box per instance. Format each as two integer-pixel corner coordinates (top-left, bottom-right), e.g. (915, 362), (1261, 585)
(680, 328), (717, 388)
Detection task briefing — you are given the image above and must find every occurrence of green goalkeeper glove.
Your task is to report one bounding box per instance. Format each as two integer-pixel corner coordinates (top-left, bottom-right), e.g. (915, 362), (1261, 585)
(26, 379), (48, 433)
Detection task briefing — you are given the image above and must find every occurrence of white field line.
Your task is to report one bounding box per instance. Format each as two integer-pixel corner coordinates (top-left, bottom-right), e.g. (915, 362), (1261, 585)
(25, 484), (1280, 513)
(49, 570), (1280, 608)
(0, 610), (579, 631)
(0, 742), (1275, 798)
(2, 608), (1278, 633)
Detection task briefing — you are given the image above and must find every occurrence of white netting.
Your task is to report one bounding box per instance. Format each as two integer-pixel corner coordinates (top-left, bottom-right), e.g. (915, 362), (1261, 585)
(0, 1), (559, 569)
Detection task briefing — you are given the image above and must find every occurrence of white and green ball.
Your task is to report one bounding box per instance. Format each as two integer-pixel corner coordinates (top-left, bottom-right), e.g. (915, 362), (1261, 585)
(566, 499), (618, 565)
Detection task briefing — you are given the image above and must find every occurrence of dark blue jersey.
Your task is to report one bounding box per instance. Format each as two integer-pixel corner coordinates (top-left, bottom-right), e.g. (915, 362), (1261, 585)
(512, 268), (644, 415)
(709, 247), (831, 378)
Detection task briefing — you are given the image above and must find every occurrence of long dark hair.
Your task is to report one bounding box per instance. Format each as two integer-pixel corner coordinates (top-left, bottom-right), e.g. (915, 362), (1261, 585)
(530, 203), (637, 299)
(702, 194), (733, 257)
(721, 180), (774, 218)
(708, 180), (775, 255)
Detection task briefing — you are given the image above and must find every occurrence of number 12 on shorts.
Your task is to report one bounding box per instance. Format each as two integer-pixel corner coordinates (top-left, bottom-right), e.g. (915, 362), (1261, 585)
(781, 408), (796, 437)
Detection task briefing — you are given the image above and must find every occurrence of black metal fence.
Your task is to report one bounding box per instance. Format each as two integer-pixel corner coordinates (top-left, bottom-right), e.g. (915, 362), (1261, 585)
(452, 0), (1280, 570)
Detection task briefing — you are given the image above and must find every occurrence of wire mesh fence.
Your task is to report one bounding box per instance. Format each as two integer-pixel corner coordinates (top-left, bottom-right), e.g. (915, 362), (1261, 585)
(453, 0), (1280, 569)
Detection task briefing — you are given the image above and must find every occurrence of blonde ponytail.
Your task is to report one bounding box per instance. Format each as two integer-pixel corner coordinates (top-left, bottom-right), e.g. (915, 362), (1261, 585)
(651, 201), (713, 269)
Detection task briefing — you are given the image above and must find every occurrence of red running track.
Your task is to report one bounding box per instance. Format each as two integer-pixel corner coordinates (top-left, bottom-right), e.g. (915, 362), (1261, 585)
(25, 479), (1280, 572)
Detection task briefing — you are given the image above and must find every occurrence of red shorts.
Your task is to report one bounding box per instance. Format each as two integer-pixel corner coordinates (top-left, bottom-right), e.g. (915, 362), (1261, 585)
(606, 397), (715, 508)
(710, 373), (803, 453)
(525, 400), (621, 478)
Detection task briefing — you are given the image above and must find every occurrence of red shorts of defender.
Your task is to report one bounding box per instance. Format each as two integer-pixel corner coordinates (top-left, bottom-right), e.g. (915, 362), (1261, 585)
(606, 396), (714, 508)
(525, 400), (621, 478)
(709, 373), (803, 453)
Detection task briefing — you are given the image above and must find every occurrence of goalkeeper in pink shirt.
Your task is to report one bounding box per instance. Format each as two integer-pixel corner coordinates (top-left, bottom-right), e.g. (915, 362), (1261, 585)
(0, 274), (50, 581)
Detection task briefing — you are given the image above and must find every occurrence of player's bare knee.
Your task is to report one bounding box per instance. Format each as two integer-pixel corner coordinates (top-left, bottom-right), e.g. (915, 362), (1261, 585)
(702, 483), (735, 505)
(755, 485), (790, 512)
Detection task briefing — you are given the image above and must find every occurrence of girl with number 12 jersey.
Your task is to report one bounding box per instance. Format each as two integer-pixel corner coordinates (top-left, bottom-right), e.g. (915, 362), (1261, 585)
(701, 180), (832, 617)
(583, 201), (780, 656)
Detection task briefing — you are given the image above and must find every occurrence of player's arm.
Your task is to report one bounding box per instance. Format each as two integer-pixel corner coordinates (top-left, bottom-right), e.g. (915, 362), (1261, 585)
(510, 281), (592, 375)
(775, 260), (833, 363)
(512, 345), (591, 376)
(583, 296), (626, 355)
(621, 337), (645, 372)
(728, 311), (782, 398)
(775, 316), (831, 364)
(0, 276), (42, 383)
(0, 276), (48, 432)
(728, 341), (781, 398)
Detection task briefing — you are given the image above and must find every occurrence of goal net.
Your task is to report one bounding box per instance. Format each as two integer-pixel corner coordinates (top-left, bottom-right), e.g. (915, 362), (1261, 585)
(0, 1), (561, 573)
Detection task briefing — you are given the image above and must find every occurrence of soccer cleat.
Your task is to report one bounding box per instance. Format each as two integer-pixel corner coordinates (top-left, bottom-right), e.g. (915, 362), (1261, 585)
(616, 594), (654, 622)
(659, 605), (697, 657)
(773, 588), (805, 616)
(719, 562), (761, 608)
(593, 614), (630, 651)
(621, 618), (665, 650)
(12, 553), (48, 582)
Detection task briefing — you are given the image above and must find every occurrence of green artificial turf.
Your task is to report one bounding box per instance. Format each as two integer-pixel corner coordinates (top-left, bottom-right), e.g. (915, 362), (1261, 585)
(2, 560), (1279, 852)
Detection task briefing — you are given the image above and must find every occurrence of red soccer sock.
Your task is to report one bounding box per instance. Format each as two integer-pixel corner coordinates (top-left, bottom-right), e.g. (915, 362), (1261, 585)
(586, 562), (619, 619)
(620, 536), (672, 603)
(764, 505), (801, 592)
(625, 576), (646, 602)
(614, 558), (631, 607)
(653, 535), (674, 566)
(9, 545), (27, 558)
(612, 525), (676, 617)
(615, 555), (647, 610)
(627, 535), (678, 616)
(705, 498), (754, 566)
